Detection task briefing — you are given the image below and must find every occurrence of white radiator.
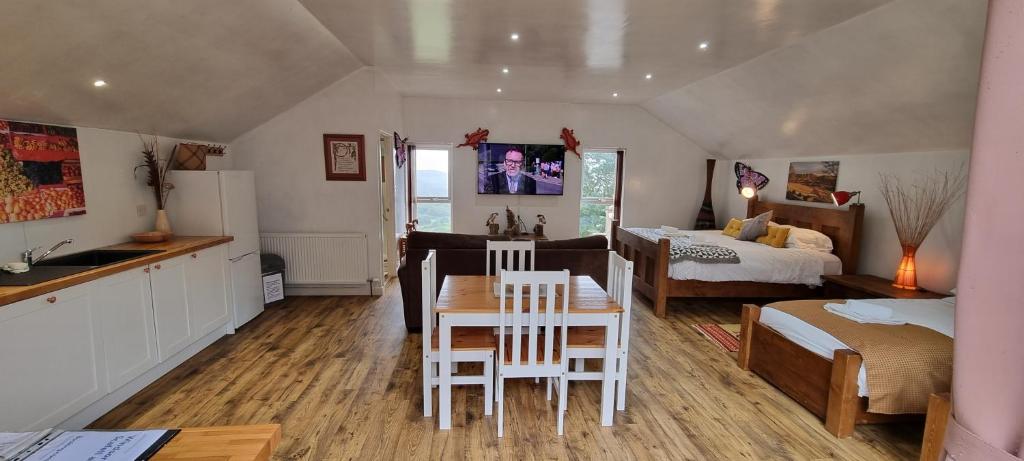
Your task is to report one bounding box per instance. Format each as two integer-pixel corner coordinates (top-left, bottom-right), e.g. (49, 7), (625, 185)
(259, 233), (368, 285)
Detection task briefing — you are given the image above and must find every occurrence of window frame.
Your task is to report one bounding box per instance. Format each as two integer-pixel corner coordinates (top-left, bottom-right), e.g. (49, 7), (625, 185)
(410, 143), (454, 232)
(578, 148), (624, 236)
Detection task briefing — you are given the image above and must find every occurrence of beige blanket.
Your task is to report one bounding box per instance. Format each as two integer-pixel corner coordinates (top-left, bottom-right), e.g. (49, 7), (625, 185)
(766, 299), (952, 414)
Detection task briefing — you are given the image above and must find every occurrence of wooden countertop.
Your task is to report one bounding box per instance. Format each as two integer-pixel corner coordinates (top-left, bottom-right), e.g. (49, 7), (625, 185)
(152, 425), (281, 461)
(0, 236), (233, 307)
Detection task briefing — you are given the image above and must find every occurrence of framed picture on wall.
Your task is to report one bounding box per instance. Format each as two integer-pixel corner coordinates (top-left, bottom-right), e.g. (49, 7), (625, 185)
(323, 133), (366, 181)
(785, 161), (840, 202)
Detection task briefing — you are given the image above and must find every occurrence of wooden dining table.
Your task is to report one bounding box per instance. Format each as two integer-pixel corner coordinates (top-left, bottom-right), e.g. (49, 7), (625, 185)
(434, 275), (624, 430)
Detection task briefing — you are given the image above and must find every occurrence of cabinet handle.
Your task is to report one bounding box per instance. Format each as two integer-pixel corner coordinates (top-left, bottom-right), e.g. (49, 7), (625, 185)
(46, 296), (57, 304)
(154, 264), (162, 270)
(191, 253), (197, 259)
(144, 267), (150, 273)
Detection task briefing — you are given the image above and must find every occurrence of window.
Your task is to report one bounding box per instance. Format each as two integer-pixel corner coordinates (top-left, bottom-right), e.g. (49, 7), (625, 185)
(413, 146), (452, 232)
(579, 149), (622, 237)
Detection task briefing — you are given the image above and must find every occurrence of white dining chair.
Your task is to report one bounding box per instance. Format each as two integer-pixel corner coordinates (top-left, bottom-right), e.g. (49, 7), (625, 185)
(486, 240), (535, 275)
(496, 269), (571, 437)
(421, 250), (495, 418)
(566, 251), (634, 410)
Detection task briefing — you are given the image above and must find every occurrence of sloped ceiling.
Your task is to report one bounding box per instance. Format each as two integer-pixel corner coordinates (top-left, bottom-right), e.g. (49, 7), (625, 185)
(643, 0), (988, 159)
(0, 0), (362, 142)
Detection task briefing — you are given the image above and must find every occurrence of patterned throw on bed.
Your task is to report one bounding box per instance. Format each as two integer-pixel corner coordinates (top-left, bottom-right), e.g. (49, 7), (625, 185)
(626, 228), (740, 264)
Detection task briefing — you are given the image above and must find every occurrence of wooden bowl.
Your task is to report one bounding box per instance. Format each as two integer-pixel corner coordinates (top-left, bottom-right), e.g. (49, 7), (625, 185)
(132, 231), (172, 243)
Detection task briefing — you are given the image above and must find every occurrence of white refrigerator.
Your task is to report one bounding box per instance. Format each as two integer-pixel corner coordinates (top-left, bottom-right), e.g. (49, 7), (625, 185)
(167, 170), (264, 328)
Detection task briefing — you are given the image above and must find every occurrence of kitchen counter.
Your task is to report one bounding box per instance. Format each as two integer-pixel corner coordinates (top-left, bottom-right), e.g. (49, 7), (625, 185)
(0, 236), (233, 307)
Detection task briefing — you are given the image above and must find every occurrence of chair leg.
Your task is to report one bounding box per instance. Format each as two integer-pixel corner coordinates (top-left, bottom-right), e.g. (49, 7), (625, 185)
(423, 355), (433, 417)
(497, 376), (505, 438)
(616, 353), (628, 411)
(484, 353), (494, 416)
(574, 358), (584, 372)
(557, 373), (568, 435)
(546, 377), (552, 400)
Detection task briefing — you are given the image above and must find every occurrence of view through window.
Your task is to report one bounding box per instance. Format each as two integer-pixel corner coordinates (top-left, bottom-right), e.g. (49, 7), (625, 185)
(579, 150), (619, 237)
(413, 147), (452, 232)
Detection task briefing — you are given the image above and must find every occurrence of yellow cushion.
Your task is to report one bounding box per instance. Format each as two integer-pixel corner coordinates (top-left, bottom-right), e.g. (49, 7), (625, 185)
(722, 218), (743, 238)
(756, 225), (790, 248)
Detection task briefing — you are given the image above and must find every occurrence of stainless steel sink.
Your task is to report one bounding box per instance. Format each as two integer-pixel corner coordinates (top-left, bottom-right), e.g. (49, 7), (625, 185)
(0, 249), (164, 286)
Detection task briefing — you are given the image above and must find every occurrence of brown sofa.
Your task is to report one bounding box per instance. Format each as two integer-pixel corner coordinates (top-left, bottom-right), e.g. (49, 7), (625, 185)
(397, 231), (610, 332)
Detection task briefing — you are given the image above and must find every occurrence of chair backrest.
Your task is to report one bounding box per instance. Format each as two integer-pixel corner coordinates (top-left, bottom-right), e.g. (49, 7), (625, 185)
(421, 250), (437, 352)
(486, 240), (535, 276)
(607, 251), (634, 347)
(498, 270), (570, 373)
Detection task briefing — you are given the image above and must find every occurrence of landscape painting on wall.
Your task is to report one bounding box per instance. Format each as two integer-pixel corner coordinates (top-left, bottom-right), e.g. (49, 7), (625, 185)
(0, 120), (86, 224)
(785, 161), (839, 203)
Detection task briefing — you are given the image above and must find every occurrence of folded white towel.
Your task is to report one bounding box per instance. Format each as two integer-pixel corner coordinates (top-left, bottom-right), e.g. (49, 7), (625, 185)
(824, 299), (906, 325)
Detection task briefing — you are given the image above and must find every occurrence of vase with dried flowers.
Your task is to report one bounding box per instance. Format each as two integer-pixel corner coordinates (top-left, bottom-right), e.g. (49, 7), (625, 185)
(135, 136), (176, 235)
(878, 166), (967, 290)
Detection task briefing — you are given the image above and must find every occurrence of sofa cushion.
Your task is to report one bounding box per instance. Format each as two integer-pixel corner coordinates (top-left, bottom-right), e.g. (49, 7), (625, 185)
(407, 231), (508, 250)
(535, 235), (608, 250)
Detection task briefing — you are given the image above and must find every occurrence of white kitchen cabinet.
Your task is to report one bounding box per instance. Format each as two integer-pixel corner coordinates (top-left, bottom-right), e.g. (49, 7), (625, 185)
(186, 246), (230, 339)
(92, 266), (159, 392)
(150, 254), (192, 361)
(0, 284), (106, 431)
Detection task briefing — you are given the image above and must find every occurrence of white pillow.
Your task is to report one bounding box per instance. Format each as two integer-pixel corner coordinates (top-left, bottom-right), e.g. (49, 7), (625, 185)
(770, 223), (834, 252)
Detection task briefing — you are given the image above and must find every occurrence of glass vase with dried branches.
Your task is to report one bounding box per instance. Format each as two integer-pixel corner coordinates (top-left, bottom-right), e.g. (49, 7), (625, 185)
(134, 136), (177, 234)
(878, 167), (967, 290)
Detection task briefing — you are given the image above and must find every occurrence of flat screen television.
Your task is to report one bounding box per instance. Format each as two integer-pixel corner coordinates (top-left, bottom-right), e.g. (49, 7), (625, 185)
(477, 142), (565, 195)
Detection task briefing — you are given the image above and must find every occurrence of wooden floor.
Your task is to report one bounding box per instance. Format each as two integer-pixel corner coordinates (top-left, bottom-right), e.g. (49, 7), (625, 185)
(91, 282), (924, 460)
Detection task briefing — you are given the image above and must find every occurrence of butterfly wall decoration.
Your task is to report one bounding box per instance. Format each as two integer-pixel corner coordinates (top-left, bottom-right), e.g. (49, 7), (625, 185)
(735, 162), (770, 196)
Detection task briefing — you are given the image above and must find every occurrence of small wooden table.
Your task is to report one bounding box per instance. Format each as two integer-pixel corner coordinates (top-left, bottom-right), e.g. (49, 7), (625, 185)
(821, 274), (946, 300)
(152, 425), (281, 460)
(434, 275), (623, 430)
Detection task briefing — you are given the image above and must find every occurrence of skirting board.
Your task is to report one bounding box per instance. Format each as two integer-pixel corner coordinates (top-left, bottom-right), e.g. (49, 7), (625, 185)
(286, 281), (382, 296)
(60, 322), (231, 429)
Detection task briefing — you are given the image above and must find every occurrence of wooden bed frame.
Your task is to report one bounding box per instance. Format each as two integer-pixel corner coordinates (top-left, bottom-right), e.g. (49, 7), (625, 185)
(738, 304), (921, 438)
(610, 196), (864, 317)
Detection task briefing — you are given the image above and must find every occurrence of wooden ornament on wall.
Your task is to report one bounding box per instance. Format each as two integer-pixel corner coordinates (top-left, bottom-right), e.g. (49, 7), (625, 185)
(694, 158), (717, 230)
(456, 127), (489, 150)
(560, 127), (581, 159)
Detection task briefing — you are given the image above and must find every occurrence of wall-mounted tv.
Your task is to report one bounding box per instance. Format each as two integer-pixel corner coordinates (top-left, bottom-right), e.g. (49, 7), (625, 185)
(477, 142), (564, 195)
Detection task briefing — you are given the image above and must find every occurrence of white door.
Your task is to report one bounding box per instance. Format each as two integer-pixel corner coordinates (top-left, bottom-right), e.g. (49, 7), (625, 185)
(150, 255), (192, 361)
(378, 134), (396, 280)
(93, 266), (159, 392)
(0, 285), (106, 431)
(220, 171), (260, 258)
(230, 251), (264, 328)
(186, 246), (231, 339)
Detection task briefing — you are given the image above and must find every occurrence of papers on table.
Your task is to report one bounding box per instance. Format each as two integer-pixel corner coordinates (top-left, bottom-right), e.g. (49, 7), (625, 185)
(1, 429), (177, 461)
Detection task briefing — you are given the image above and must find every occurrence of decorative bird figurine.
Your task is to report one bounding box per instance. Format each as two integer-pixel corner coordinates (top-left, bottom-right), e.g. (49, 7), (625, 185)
(560, 127), (581, 159)
(457, 128), (490, 150)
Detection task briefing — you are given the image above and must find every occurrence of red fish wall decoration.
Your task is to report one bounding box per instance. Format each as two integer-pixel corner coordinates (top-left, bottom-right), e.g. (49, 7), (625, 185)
(457, 127), (490, 150)
(560, 128), (581, 159)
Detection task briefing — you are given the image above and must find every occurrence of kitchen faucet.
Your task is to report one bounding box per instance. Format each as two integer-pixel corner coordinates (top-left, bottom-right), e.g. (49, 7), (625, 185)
(22, 238), (74, 265)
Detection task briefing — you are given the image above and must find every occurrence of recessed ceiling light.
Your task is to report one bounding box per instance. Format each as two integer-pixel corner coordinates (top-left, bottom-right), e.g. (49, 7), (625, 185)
(645, 73), (653, 80)
(502, 67), (509, 74)
(93, 80), (107, 87)
(496, 88), (503, 93)
(698, 41), (710, 50)
(612, 92), (619, 98)
(510, 32), (520, 41)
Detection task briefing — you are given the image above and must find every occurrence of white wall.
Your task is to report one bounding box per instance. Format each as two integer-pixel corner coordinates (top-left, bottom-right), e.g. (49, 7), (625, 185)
(0, 127), (231, 263)
(230, 68), (403, 287)
(720, 150), (969, 293)
(402, 97), (714, 240)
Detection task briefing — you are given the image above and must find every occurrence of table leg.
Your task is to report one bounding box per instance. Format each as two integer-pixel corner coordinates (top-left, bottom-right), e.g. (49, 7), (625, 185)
(439, 314), (453, 430)
(600, 313), (619, 426)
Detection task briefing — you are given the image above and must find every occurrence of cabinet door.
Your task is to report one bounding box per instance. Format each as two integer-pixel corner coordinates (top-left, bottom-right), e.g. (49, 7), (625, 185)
(150, 255), (192, 361)
(0, 285), (106, 431)
(186, 245), (230, 339)
(93, 267), (159, 391)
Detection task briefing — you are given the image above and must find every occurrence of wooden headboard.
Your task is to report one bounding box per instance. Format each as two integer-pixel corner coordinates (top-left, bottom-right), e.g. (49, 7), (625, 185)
(746, 196), (865, 274)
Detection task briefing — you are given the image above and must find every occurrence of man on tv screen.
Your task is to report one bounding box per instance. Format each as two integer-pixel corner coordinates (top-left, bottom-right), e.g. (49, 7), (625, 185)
(486, 147), (537, 194)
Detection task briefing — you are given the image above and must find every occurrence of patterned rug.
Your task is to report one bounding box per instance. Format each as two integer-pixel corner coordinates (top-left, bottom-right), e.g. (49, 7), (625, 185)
(692, 323), (741, 352)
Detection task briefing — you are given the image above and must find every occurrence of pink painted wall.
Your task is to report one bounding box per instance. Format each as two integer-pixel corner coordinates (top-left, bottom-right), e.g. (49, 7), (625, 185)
(951, 0), (1024, 455)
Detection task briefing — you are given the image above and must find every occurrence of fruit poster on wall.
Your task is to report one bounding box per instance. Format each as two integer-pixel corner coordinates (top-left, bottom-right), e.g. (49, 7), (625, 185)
(0, 119), (86, 224)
